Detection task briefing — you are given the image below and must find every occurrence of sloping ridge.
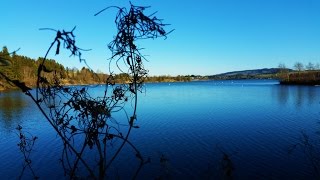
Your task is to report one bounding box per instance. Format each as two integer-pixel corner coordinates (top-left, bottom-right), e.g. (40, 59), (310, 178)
(214, 68), (281, 76)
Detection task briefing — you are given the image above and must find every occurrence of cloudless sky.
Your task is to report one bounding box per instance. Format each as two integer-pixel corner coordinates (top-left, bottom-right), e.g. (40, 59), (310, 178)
(1, 0), (320, 75)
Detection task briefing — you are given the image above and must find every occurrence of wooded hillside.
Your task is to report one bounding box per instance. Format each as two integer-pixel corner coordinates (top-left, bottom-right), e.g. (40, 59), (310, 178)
(0, 46), (191, 90)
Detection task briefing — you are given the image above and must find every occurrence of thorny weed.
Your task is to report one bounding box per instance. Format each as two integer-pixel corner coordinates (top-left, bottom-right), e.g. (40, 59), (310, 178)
(16, 125), (39, 180)
(2, 3), (171, 179)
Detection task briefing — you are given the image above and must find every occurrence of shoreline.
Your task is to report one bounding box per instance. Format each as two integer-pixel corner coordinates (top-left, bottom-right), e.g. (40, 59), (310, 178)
(279, 81), (320, 86)
(2, 78), (318, 92)
(0, 80), (192, 92)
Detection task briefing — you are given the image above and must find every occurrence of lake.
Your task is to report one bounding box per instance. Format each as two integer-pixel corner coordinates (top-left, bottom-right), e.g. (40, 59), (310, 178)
(0, 79), (320, 179)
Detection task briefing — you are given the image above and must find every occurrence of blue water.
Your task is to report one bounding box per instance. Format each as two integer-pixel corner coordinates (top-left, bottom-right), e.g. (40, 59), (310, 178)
(0, 79), (320, 179)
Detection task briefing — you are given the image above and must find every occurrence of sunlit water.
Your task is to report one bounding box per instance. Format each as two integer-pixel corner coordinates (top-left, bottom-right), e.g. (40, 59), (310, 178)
(1, 79), (320, 179)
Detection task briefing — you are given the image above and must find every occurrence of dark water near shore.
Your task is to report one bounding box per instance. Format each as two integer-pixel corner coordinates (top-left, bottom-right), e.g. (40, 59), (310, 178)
(1, 79), (320, 179)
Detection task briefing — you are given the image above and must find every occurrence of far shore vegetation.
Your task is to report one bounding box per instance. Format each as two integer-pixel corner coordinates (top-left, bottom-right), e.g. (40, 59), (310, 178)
(0, 46), (191, 91)
(207, 62), (320, 86)
(1, 46), (319, 91)
(278, 62), (320, 85)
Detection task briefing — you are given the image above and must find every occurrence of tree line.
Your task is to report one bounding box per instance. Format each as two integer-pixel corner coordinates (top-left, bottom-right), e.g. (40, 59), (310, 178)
(278, 62), (320, 72)
(278, 62), (320, 85)
(0, 46), (191, 90)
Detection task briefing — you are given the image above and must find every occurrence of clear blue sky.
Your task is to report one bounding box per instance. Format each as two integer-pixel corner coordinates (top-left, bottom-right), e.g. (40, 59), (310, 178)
(1, 0), (320, 75)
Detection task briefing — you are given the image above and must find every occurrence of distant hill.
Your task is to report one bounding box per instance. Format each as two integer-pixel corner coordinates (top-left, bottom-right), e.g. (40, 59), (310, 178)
(208, 68), (293, 80)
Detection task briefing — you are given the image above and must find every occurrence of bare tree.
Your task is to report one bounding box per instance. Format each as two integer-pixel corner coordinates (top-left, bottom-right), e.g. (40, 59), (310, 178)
(306, 62), (315, 71)
(278, 63), (288, 73)
(293, 62), (304, 72)
(278, 63), (286, 69)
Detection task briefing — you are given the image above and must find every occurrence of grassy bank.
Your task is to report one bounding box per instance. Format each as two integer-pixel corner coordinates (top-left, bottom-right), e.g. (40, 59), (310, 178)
(279, 71), (320, 85)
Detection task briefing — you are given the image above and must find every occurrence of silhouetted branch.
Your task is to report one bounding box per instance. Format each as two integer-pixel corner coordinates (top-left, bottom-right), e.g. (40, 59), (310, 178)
(4, 2), (171, 179)
(16, 125), (39, 180)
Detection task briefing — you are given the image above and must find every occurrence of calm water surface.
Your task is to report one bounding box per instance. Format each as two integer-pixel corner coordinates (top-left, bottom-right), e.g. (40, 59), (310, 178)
(0, 79), (320, 179)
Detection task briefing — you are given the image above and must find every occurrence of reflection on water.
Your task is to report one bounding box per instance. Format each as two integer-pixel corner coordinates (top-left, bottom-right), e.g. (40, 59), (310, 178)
(275, 85), (290, 105)
(274, 85), (320, 108)
(0, 91), (26, 130)
(307, 87), (319, 105)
